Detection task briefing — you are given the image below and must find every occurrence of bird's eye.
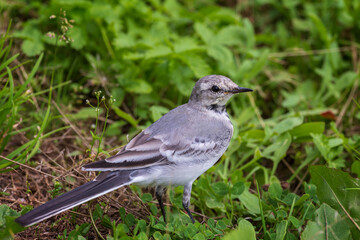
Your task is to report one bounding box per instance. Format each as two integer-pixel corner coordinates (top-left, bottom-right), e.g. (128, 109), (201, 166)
(211, 85), (220, 92)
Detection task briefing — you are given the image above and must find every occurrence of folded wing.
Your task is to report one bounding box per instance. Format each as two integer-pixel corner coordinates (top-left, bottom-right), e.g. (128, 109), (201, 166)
(82, 131), (170, 171)
(82, 130), (222, 171)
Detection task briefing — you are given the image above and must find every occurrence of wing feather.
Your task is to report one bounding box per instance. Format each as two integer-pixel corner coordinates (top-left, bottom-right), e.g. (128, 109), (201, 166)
(82, 131), (170, 171)
(160, 139), (222, 162)
(82, 130), (223, 171)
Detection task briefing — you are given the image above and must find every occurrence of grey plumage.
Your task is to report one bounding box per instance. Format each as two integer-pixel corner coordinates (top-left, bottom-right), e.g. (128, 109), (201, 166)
(15, 75), (252, 227)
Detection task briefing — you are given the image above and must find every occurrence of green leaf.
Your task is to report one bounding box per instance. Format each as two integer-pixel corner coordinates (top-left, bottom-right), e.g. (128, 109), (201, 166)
(242, 19), (255, 48)
(263, 132), (292, 164)
(150, 105), (169, 122)
(207, 45), (233, 66)
(21, 39), (44, 57)
(336, 71), (357, 90)
(89, 3), (120, 24)
(311, 134), (344, 166)
(153, 223), (166, 231)
(294, 194), (310, 206)
(215, 25), (244, 46)
(275, 220), (287, 240)
(145, 46), (172, 59)
(268, 182), (282, 200)
(125, 214), (136, 227)
(15, 24), (44, 57)
(289, 216), (301, 228)
(328, 138), (343, 148)
(289, 122), (325, 140)
(301, 204), (351, 240)
(192, 233), (206, 240)
(240, 129), (265, 141)
(212, 182), (228, 197)
(244, 49), (269, 80)
(68, 26), (87, 50)
(114, 223), (129, 238)
(307, 12), (331, 44)
(310, 166), (360, 234)
(205, 198), (225, 210)
(194, 22), (214, 45)
(140, 193), (153, 203)
(125, 79), (153, 94)
(137, 232), (148, 240)
(311, 134), (330, 161)
(0, 205), (25, 239)
(223, 219), (256, 240)
(231, 181), (245, 196)
(173, 37), (202, 53)
(111, 106), (138, 128)
(168, 59), (194, 96)
(179, 53), (211, 78)
(282, 91), (301, 108)
(93, 204), (103, 220)
(351, 161), (360, 178)
(273, 117), (303, 135)
(153, 231), (163, 240)
(238, 187), (260, 215)
(234, 59), (253, 80)
(123, 52), (144, 60)
(292, 18), (312, 31)
(216, 220), (227, 230)
(113, 33), (135, 49)
(184, 223), (197, 238)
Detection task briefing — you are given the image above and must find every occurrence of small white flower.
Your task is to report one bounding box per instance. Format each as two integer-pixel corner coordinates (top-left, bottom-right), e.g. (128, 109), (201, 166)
(46, 32), (55, 39)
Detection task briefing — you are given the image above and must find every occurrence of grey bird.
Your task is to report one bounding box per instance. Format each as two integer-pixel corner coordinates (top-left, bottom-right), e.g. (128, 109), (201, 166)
(15, 75), (252, 227)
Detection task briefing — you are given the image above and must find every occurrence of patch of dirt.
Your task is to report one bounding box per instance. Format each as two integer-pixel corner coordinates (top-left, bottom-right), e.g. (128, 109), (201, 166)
(0, 130), (152, 239)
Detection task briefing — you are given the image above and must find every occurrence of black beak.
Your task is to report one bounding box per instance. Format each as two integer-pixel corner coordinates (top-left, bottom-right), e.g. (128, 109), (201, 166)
(228, 86), (253, 94)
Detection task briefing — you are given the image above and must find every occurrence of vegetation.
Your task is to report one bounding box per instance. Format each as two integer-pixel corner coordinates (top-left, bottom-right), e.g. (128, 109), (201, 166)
(0, 0), (359, 239)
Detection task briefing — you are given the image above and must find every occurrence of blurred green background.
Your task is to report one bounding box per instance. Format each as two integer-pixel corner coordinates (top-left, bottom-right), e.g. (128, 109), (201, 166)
(0, 0), (359, 239)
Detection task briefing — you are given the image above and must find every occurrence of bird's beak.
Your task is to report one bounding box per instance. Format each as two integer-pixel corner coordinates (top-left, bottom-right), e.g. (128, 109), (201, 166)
(227, 86), (253, 94)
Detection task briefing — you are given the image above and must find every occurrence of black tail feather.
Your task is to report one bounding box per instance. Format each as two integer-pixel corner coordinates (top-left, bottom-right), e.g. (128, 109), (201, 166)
(15, 170), (132, 227)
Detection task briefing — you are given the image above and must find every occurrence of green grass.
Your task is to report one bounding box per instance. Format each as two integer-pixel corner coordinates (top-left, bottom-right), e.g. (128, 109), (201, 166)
(0, 0), (360, 239)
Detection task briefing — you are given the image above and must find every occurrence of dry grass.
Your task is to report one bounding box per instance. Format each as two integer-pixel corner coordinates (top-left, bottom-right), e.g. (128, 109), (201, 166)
(0, 119), (152, 239)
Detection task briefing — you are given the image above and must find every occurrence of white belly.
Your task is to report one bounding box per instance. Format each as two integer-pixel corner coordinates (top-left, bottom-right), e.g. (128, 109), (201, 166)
(131, 159), (217, 187)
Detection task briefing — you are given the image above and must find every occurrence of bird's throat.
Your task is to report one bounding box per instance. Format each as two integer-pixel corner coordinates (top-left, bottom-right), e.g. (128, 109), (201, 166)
(207, 104), (226, 114)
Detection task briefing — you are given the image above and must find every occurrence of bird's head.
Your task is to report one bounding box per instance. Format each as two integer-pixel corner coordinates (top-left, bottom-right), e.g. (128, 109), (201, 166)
(189, 75), (252, 108)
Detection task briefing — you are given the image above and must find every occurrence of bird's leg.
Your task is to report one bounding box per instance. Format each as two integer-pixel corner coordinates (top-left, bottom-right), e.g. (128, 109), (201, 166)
(155, 186), (167, 223)
(182, 183), (195, 223)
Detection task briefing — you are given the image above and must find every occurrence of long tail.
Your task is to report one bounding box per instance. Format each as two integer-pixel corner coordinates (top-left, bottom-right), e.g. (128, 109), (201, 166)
(15, 170), (133, 227)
